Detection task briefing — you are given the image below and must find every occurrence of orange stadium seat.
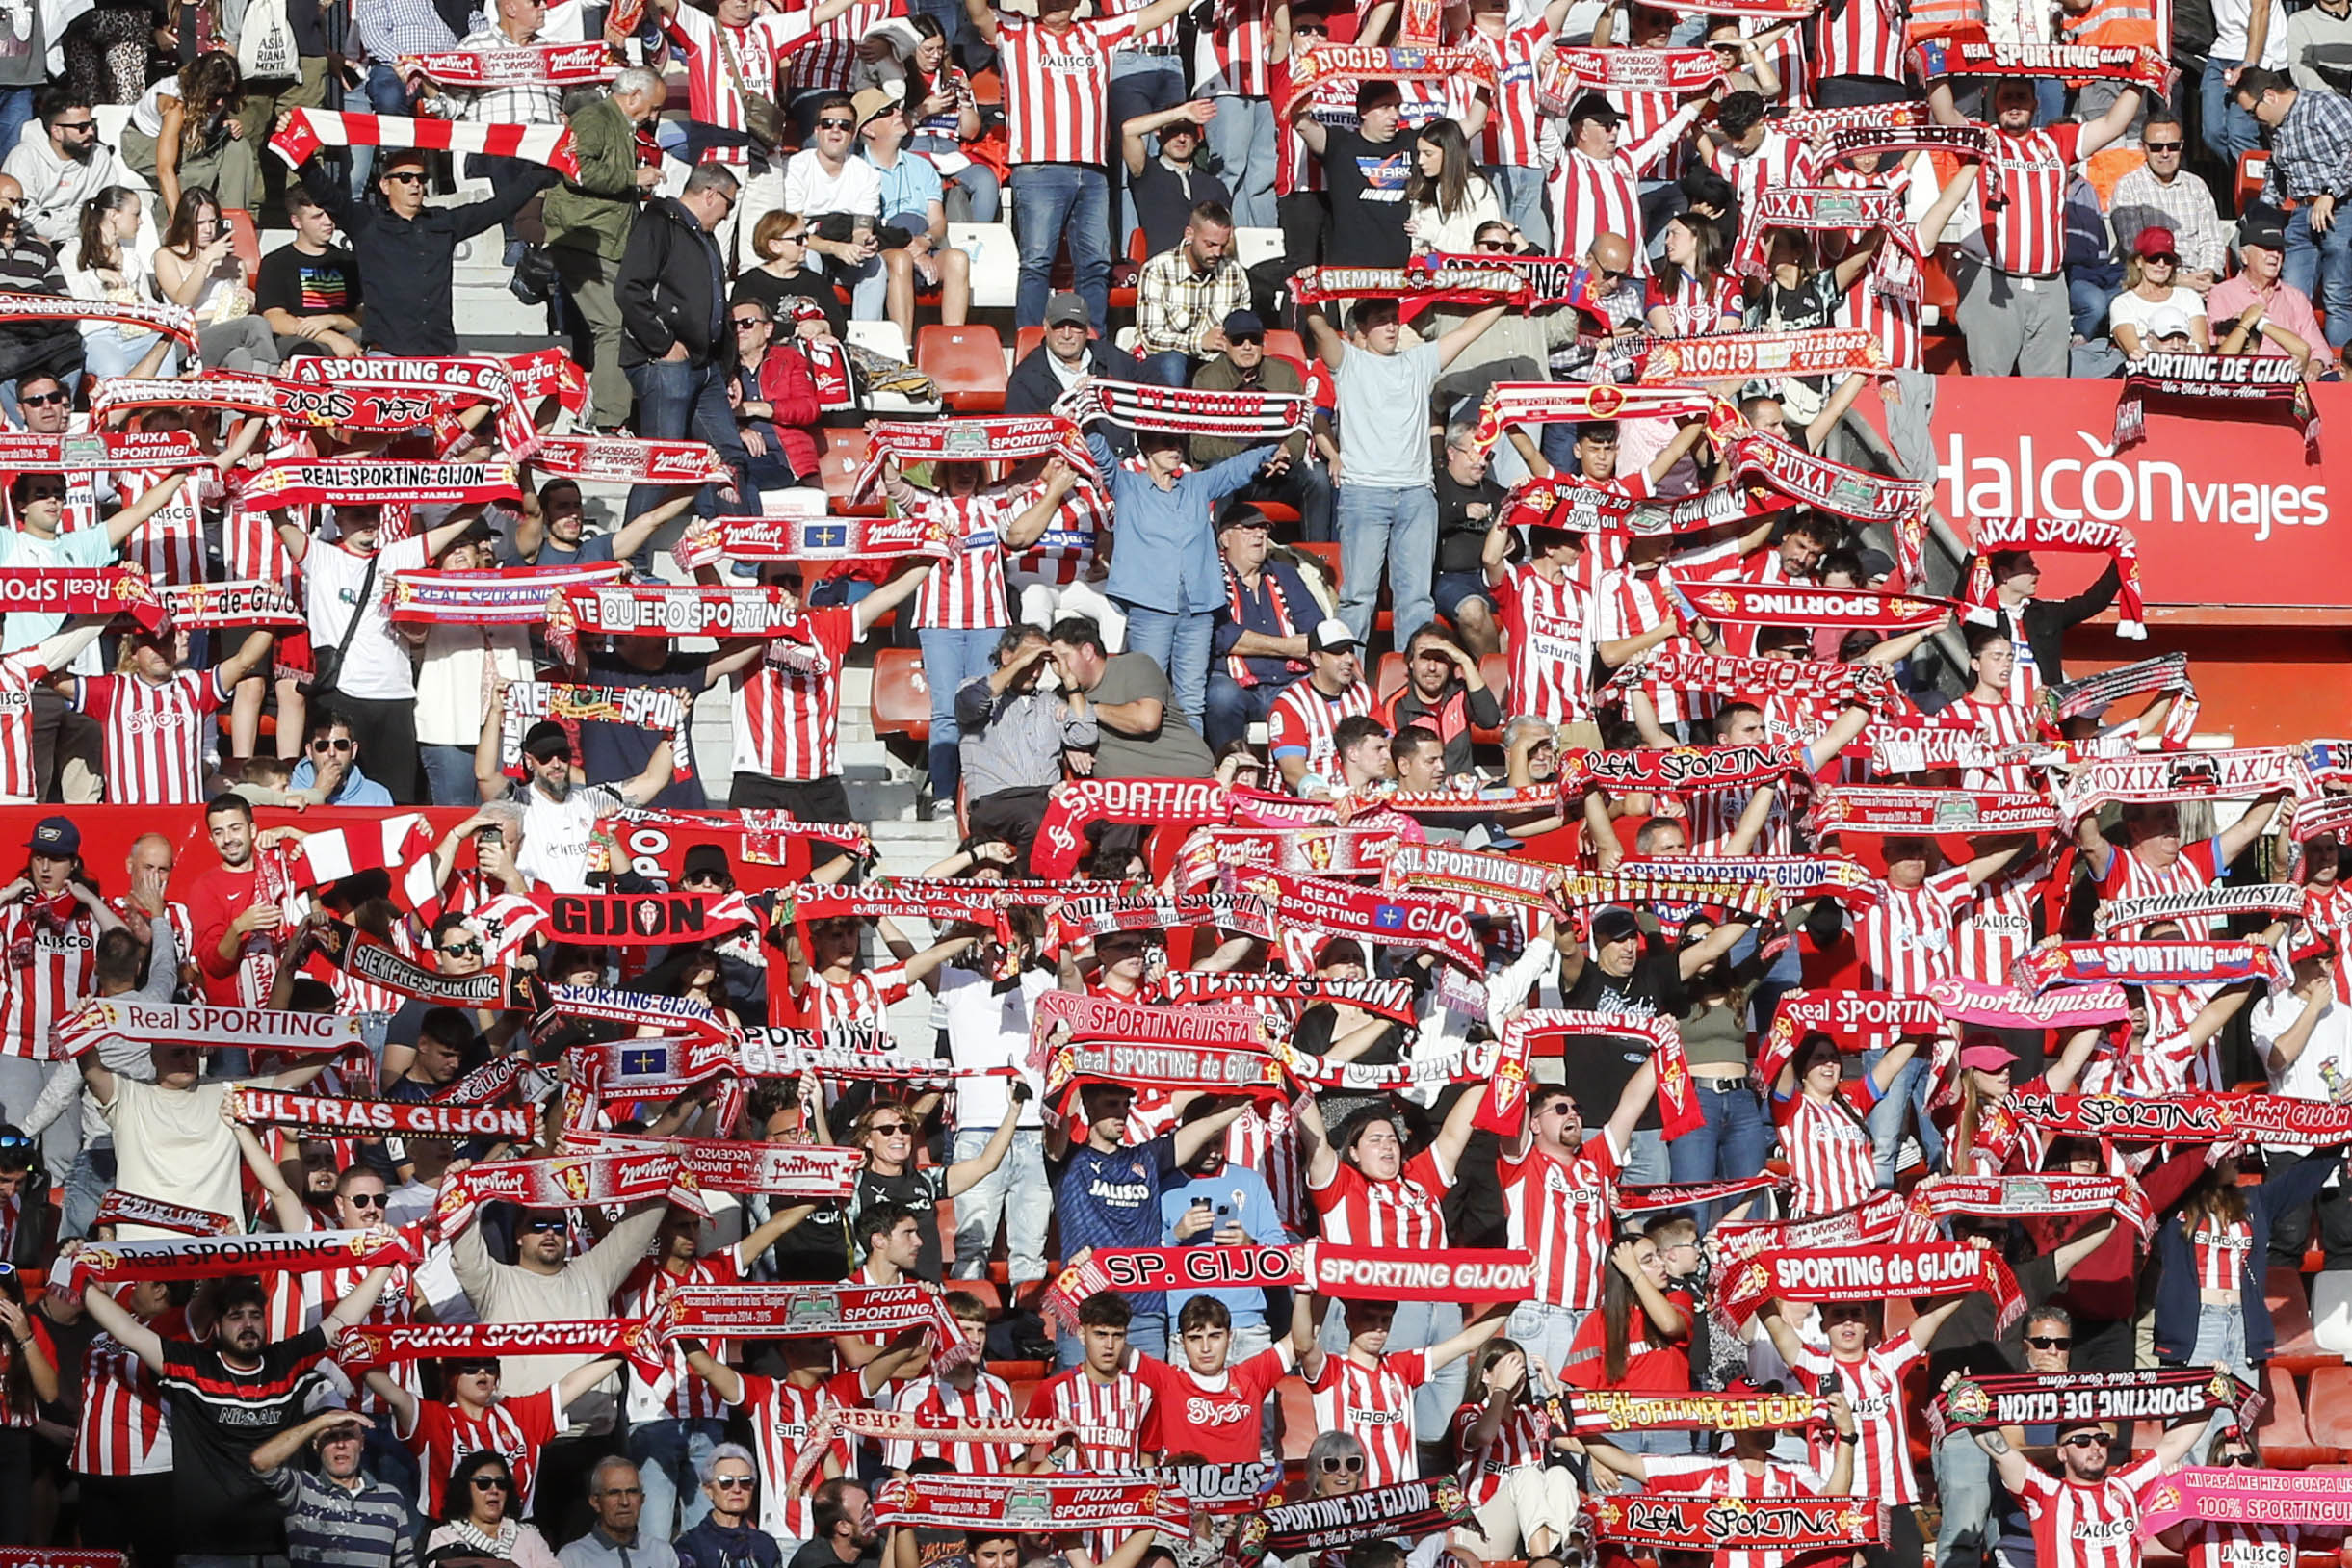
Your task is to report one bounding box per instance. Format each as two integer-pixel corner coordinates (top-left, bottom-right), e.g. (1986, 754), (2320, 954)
(916, 324), (1008, 412)
(870, 647), (931, 742)
(223, 208), (262, 288)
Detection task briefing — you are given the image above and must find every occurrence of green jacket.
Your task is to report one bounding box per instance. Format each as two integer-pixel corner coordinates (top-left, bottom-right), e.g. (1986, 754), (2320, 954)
(542, 94), (644, 261)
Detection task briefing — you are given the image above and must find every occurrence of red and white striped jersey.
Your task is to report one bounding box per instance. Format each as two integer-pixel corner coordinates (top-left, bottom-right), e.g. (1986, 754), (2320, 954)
(74, 1324), (175, 1477)
(1274, 58), (1358, 196)
(1309, 1147), (1450, 1248)
(1775, 1087), (1879, 1216)
(2079, 1028), (2207, 1097)
(1501, 1132), (1620, 1310)
(0, 898), (100, 1059)
(1452, 1395), (1550, 1508)
(1495, 565), (1595, 725)
(1223, 1099), (1306, 1232)
(1196, 0), (1277, 98)
(880, 1371), (1022, 1472)
(664, 5), (822, 164)
(1858, 868), (1973, 993)
(911, 490), (1015, 632)
(0, 653), (52, 802)
(1957, 849), (2050, 987)
(1826, 162), (1922, 368)
(1267, 678), (1375, 793)
(2305, 882), (2352, 1004)
(1789, 1332), (1924, 1505)
(1682, 784), (1794, 858)
(994, 15), (1137, 168)
(266, 1247), (416, 1405)
(619, 1251), (742, 1422)
(1551, 145), (1649, 277)
(730, 605), (858, 784)
(2097, 837), (2227, 933)
(1026, 1365), (1154, 1471)
(1597, 567), (1695, 725)
(2013, 1455), (2168, 1568)
(1646, 268), (1742, 338)
(1006, 477), (1104, 589)
(1707, 129), (1817, 210)
(739, 1370), (864, 1540)
(74, 668), (227, 805)
(2191, 1215), (2252, 1291)
(118, 466), (209, 587)
(787, 0), (907, 92)
(1981, 123), (2084, 276)
(1809, 0), (1904, 86)
(1309, 1349), (1427, 1488)
(222, 503), (299, 585)
(1946, 693), (2041, 792)
(1640, 1455), (1835, 1568)
(401, 1386), (564, 1517)
(2185, 1521), (2301, 1568)
(1464, 23), (1553, 168)
(799, 963), (911, 1032)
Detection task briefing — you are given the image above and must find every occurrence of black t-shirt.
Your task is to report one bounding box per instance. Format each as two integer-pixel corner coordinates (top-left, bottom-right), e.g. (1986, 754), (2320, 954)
(1558, 943), (1688, 1133)
(1132, 157), (1233, 263)
(733, 268), (848, 341)
(1317, 129), (1411, 269)
(253, 242), (362, 324)
(1435, 468), (1505, 575)
(581, 643), (708, 809)
(158, 1328), (333, 1555)
(1927, 1250), (2062, 1386)
(855, 1166), (947, 1282)
(791, 1538), (881, 1568)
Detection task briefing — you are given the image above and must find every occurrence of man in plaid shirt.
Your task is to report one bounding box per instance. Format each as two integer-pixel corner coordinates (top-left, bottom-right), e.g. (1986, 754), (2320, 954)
(2236, 65), (2352, 359)
(1134, 199), (1249, 386)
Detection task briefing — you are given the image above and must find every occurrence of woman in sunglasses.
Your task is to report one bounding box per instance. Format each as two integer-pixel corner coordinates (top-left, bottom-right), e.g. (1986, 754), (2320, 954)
(2156, 1426), (2285, 1568)
(427, 1450), (562, 1568)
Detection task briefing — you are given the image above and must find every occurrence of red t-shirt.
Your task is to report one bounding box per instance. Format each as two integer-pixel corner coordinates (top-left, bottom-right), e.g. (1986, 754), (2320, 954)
(1137, 1346), (1293, 1464)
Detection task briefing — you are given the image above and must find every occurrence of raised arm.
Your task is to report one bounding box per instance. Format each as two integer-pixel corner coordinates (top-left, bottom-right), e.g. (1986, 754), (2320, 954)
(961, 0), (998, 45)
(230, 1114), (310, 1233)
(1434, 303), (1508, 370)
(250, 1408), (369, 1475)
(943, 1086), (1030, 1196)
(1973, 1423), (2038, 1489)
(81, 1282), (166, 1372)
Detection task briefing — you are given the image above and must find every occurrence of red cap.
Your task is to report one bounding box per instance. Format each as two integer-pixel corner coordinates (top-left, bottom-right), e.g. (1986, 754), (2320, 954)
(1960, 1043), (2017, 1071)
(2133, 225), (2179, 260)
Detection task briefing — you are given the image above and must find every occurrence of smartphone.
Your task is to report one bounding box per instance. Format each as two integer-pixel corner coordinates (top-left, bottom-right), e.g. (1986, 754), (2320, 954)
(1215, 1203), (1233, 1219)
(1818, 1371), (1843, 1398)
(476, 826), (503, 849)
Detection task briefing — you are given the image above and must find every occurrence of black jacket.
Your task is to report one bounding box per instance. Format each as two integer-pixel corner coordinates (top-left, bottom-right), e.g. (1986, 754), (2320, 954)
(1979, 560), (2122, 684)
(1005, 338), (1143, 417)
(617, 196), (731, 370)
(296, 158), (553, 357)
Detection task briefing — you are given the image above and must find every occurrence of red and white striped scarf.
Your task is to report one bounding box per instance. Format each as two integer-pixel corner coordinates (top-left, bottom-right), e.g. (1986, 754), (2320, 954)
(271, 108), (581, 176)
(1967, 516), (2147, 639)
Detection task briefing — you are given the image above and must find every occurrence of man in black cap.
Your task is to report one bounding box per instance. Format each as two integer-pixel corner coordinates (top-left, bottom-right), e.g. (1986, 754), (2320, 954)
(476, 705), (676, 895)
(1193, 308), (1330, 539)
(0, 816), (122, 1129)
(1006, 289), (1145, 421)
(1551, 91), (1704, 270)
(1973, 1414), (2207, 1568)
(2207, 211), (2332, 381)
(1206, 508), (1317, 753)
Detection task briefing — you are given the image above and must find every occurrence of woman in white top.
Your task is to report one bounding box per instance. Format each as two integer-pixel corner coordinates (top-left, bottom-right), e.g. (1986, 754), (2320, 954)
(61, 186), (179, 379)
(152, 186), (279, 373)
(1404, 118), (1503, 256)
(2108, 225), (2211, 361)
(118, 51), (258, 214)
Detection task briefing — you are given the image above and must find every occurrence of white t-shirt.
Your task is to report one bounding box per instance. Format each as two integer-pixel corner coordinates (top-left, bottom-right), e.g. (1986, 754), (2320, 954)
(415, 623), (530, 747)
(937, 965), (1051, 1129)
(2107, 285), (2208, 344)
(102, 1077), (245, 1237)
(302, 535), (430, 702)
(2212, 0), (2290, 65)
(2258, 985), (2351, 1114)
(512, 780), (625, 894)
(781, 149), (883, 220)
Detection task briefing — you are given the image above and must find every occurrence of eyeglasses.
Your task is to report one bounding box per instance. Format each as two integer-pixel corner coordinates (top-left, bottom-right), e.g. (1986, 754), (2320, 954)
(816, 117), (856, 130)
(311, 737), (354, 752)
(1318, 1455), (1365, 1474)
(345, 1191), (388, 1210)
(18, 391), (65, 407)
(2024, 1335), (2073, 1349)
(711, 1475), (755, 1490)
(52, 119), (94, 131)
(439, 940), (483, 958)
(472, 1476), (513, 1491)
(2145, 141), (2184, 152)
(382, 170), (427, 185)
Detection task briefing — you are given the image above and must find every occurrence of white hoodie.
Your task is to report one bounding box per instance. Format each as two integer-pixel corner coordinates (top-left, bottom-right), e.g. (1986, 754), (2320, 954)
(1, 117), (150, 248)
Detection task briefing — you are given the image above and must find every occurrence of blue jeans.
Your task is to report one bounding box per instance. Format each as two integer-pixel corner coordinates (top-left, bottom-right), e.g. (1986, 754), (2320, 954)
(1622, 1127), (1670, 1186)
(916, 625), (1000, 800)
(64, 1141), (114, 1241)
(1484, 163), (1550, 250)
(1011, 163), (1111, 331)
(1118, 604), (1214, 734)
(347, 64), (414, 194)
(1205, 91), (1278, 229)
(1936, 1429), (1996, 1568)
(2200, 57), (2264, 166)
(630, 1416), (726, 1539)
(1666, 1081), (1772, 1231)
(624, 357), (758, 520)
(951, 1126), (1050, 1283)
(82, 328), (178, 379)
(1139, 350), (1194, 386)
(0, 91), (33, 173)
(1205, 671), (1288, 753)
(1505, 1300), (1589, 1374)
(913, 135), (1002, 222)
(419, 744), (480, 806)
(1860, 1046), (1937, 1186)
(1334, 483), (1437, 647)
(2286, 204), (2352, 351)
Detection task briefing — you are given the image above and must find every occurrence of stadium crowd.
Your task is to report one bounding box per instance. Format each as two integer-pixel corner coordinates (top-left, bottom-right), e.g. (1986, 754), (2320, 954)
(0, 0), (2345, 1564)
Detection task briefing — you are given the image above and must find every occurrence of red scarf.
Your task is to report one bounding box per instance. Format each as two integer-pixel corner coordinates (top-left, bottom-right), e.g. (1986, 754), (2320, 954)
(553, 583), (812, 641)
(2010, 939), (2284, 993)
(387, 562), (625, 625)
(1548, 1387), (1827, 1435)
(1724, 427), (1935, 527)
(71, 1229), (416, 1289)
(2094, 881), (2310, 934)
(2005, 1090), (2352, 1143)
(59, 999), (365, 1058)
(1592, 1495), (1886, 1551)
(1215, 864), (1483, 970)
(1150, 969), (1417, 1021)
(1683, 581), (1953, 631)
(1926, 1368), (2255, 1442)
(90, 1191), (237, 1237)
(1907, 1172), (2155, 1241)
(532, 889), (758, 948)
(1719, 1241), (2023, 1329)
(1914, 37), (2168, 86)
(531, 433), (730, 485)
(1643, 328), (1889, 382)
(397, 40), (617, 83)
(1928, 976), (2131, 1030)
(1809, 786), (2060, 836)
(239, 460), (520, 509)
(0, 291), (197, 353)
(1381, 843), (1562, 916)
(1968, 516), (2147, 640)
(2056, 746), (2314, 823)
(564, 1130), (862, 1198)
(272, 108), (580, 176)
(1609, 647), (1902, 715)
(335, 1320), (648, 1370)
(1539, 45), (1719, 99)
(1473, 381), (1727, 451)
(1505, 1011), (1702, 1138)
(876, 1475), (1192, 1535)
(0, 566), (166, 631)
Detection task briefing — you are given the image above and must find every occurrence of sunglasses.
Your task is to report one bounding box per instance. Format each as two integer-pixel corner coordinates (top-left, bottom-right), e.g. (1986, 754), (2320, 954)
(869, 1122), (912, 1136)
(2025, 1335), (2072, 1349)
(383, 170), (427, 185)
(345, 1191), (388, 1210)
(471, 1476), (513, 1491)
(817, 117), (856, 130)
(1294, 20), (1328, 30)
(311, 737), (354, 752)
(522, 1215), (569, 1233)
(2060, 1434), (2113, 1450)
(711, 1475), (755, 1490)
(18, 390), (66, 406)
(52, 119), (94, 131)
(1229, 333), (1264, 346)
(450, 1360), (500, 1376)
(2145, 141), (2184, 151)
(732, 316), (766, 329)
(1477, 240), (1511, 251)
(439, 940), (483, 958)
(1319, 1455), (1365, 1474)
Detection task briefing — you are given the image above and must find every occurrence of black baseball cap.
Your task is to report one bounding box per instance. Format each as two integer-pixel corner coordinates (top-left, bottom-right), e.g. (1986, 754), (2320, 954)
(521, 721), (572, 760)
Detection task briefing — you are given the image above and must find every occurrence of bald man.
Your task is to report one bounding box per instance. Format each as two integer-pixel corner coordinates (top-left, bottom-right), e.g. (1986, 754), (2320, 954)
(115, 834), (197, 999)
(0, 170), (83, 402)
(1540, 232), (1648, 470)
